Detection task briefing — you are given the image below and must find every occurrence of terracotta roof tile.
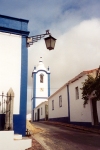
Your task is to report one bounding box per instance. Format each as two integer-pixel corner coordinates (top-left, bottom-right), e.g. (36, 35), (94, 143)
(68, 68), (97, 84)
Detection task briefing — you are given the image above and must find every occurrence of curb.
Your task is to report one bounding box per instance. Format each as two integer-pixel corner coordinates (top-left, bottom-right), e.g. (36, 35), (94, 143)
(40, 121), (100, 135)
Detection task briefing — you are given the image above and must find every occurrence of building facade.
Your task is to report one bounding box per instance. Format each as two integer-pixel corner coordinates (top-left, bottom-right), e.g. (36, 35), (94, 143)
(48, 68), (100, 127)
(0, 14), (29, 136)
(34, 101), (48, 121)
(68, 69), (100, 126)
(48, 84), (69, 122)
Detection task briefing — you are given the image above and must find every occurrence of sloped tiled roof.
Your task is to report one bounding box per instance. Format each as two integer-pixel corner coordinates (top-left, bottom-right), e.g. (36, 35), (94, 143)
(34, 101), (48, 110)
(48, 68), (97, 100)
(68, 68), (97, 84)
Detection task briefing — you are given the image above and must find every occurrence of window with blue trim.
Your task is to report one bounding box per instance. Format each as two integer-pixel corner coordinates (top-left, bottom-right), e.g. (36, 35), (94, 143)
(75, 86), (79, 99)
(52, 100), (54, 110)
(40, 74), (44, 83)
(59, 95), (62, 107)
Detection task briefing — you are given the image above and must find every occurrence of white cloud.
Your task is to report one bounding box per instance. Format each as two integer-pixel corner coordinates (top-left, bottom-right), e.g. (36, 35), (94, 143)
(0, 0), (100, 113)
(27, 19), (100, 113)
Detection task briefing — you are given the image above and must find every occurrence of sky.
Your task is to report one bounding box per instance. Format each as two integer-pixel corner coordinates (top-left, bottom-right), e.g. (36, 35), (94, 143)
(0, 0), (100, 113)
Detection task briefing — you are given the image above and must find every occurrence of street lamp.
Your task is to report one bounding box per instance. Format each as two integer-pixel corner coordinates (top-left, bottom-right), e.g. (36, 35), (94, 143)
(26, 30), (56, 50)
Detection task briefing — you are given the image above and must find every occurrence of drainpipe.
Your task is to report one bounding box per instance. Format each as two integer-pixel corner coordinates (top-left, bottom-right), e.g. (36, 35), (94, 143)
(67, 84), (70, 122)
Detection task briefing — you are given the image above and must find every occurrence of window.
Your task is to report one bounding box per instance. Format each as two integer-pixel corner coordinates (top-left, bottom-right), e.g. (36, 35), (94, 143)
(59, 95), (62, 107)
(40, 74), (44, 83)
(75, 86), (79, 99)
(52, 100), (54, 110)
(41, 107), (42, 115)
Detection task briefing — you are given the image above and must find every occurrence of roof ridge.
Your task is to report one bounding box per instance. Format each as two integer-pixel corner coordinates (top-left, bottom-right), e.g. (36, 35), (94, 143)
(68, 68), (97, 84)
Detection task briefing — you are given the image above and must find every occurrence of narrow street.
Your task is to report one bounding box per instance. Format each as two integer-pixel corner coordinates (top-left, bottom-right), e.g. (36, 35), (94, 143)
(32, 122), (100, 150)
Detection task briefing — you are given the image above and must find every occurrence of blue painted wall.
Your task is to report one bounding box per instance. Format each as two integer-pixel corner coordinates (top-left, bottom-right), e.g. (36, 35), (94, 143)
(48, 73), (50, 97)
(0, 15), (29, 35)
(67, 85), (70, 122)
(0, 15), (29, 136)
(0, 114), (5, 130)
(33, 72), (36, 110)
(13, 37), (28, 136)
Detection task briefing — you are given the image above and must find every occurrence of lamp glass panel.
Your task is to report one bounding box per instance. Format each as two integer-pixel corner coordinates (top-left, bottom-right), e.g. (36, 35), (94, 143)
(45, 38), (51, 49)
(51, 38), (56, 49)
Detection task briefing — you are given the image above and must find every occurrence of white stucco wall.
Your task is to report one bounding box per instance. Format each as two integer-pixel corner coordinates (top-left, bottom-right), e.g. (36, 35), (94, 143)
(48, 86), (68, 119)
(39, 102), (47, 120)
(34, 108), (37, 121)
(36, 71), (48, 98)
(34, 101), (48, 121)
(35, 98), (47, 108)
(69, 75), (92, 123)
(35, 70), (48, 107)
(0, 32), (21, 114)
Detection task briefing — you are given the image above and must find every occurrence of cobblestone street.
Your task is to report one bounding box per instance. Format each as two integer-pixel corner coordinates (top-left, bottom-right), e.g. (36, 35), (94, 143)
(27, 136), (45, 150)
(30, 122), (100, 150)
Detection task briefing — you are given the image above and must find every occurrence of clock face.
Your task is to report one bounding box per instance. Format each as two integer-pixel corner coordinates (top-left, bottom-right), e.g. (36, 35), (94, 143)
(40, 88), (44, 92)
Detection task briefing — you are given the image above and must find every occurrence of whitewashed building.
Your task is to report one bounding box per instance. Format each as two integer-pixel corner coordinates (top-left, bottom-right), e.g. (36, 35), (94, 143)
(0, 14), (31, 149)
(32, 58), (100, 127)
(32, 57), (50, 121)
(48, 68), (100, 127)
(69, 68), (100, 126)
(0, 14), (29, 136)
(48, 83), (69, 123)
(34, 101), (48, 121)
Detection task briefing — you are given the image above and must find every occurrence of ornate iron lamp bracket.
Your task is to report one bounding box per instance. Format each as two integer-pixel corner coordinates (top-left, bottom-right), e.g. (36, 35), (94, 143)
(26, 30), (51, 47)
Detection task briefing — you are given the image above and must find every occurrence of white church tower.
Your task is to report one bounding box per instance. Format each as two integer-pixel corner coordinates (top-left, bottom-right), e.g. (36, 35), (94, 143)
(31, 57), (50, 121)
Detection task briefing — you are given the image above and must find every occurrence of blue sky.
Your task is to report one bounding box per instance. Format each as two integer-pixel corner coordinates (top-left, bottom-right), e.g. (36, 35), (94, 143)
(1, 0), (100, 34)
(0, 0), (100, 113)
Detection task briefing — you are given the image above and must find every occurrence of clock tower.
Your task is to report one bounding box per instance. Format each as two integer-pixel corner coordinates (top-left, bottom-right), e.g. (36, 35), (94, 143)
(31, 57), (50, 121)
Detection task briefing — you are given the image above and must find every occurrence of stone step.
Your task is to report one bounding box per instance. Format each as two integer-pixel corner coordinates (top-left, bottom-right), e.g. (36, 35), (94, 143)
(14, 134), (22, 140)
(0, 131), (32, 150)
(13, 137), (31, 150)
(0, 131), (14, 142)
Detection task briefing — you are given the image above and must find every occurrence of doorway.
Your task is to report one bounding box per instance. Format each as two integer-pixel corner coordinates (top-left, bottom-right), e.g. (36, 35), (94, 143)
(35, 112), (37, 121)
(91, 99), (99, 126)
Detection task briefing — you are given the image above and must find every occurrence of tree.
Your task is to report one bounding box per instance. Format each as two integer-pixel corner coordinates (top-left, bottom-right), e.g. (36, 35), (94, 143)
(81, 67), (100, 126)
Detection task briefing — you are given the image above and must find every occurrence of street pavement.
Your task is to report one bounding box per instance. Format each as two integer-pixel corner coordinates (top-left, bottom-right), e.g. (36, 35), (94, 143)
(27, 136), (45, 150)
(32, 122), (100, 150)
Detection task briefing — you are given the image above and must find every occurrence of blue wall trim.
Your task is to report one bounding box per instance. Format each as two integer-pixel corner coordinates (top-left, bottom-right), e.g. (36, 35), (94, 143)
(0, 27), (29, 36)
(0, 15), (29, 36)
(32, 70), (50, 75)
(70, 122), (92, 127)
(48, 117), (93, 127)
(67, 85), (70, 122)
(13, 36), (28, 136)
(32, 97), (48, 99)
(48, 73), (50, 96)
(33, 73), (36, 109)
(32, 72), (36, 122)
(49, 117), (69, 123)
(34, 118), (45, 122)
(0, 14), (29, 22)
